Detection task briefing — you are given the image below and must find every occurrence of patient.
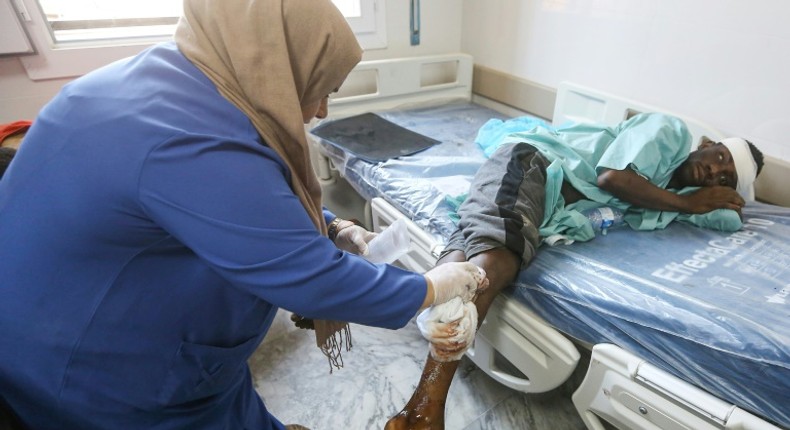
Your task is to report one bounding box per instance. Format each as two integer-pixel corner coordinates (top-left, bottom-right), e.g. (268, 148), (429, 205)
(385, 112), (765, 429)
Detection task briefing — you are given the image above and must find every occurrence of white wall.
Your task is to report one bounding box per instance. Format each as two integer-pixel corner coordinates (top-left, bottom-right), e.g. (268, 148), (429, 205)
(0, 0), (462, 124)
(362, 0), (462, 61)
(0, 58), (69, 123)
(461, 0), (790, 163)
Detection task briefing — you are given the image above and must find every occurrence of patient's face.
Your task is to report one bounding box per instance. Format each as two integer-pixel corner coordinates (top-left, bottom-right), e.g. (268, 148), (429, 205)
(674, 142), (738, 188)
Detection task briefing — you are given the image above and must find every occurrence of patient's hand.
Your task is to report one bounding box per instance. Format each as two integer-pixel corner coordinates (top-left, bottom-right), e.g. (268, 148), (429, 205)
(682, 186), (745, 215)
(416, 297), (478, 362)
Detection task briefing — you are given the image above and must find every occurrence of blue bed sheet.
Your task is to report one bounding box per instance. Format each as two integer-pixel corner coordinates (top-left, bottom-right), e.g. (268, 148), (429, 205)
(311, 100), (790, 428)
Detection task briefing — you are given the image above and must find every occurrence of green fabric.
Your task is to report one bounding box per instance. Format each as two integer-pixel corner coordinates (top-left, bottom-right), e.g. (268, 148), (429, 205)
(445, 193), (467, 224)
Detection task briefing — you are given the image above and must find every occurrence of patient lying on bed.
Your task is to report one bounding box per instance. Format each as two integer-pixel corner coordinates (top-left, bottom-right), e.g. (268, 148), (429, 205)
(385, 112), (765, 430)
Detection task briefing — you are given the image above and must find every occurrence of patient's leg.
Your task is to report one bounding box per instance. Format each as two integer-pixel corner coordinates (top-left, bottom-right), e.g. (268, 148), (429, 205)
(386, 142), (546, 429)
(385, 247), (520, 430)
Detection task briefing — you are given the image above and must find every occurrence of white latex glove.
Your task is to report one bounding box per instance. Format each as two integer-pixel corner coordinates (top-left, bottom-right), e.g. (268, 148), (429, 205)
(416, 297), (478, 362)
(424, 262), (487, 305)
(334, 224), (377, 256)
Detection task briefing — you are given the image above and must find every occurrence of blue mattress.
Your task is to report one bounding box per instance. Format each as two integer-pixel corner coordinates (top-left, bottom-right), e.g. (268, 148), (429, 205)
(312, 100), (790, 428)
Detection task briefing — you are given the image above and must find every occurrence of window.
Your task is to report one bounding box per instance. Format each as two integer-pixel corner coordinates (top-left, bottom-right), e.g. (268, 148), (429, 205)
(333, 0), (387, 48)
(333, 0), (362, 17)
(36, 0), (182, 44)
(16, 0), (386, 81)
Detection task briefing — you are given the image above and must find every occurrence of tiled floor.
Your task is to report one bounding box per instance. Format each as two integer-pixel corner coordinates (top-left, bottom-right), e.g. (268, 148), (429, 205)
(249, 310), (588, 430)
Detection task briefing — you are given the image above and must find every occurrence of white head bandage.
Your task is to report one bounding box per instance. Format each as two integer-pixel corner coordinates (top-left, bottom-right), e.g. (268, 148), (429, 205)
(720, 137), (757, 201)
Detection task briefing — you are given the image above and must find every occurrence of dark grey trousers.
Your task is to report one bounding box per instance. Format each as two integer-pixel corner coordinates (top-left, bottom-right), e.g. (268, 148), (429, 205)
(441, 142), (549, 268)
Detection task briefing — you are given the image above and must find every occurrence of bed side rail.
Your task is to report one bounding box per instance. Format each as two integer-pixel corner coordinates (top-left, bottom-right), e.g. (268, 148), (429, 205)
(326, 53), (473, 118)
(573, 344), (782, 430)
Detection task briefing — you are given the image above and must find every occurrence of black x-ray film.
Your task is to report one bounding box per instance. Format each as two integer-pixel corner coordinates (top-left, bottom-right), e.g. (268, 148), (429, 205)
(310, 113), (440, 162)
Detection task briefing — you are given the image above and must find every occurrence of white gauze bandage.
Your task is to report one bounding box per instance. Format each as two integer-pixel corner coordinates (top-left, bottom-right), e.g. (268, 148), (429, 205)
(720, 137), (757, 201)
(416, 297), (478, 362)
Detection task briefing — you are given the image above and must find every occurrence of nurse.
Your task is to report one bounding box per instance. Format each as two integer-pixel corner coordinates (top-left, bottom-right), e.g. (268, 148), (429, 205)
(0, 0), (485, 429)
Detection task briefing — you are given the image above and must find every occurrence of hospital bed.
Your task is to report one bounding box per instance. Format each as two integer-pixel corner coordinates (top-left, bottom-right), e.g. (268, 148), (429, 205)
(309, 54), (790, 430)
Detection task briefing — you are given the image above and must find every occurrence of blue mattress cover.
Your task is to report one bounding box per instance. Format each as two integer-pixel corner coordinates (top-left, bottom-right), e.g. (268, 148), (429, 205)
(312, 100), (790, 428)
(509, 204), (790, 427)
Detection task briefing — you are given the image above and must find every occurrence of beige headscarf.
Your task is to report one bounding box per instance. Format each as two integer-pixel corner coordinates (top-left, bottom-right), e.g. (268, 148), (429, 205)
(175, 0), (362, 369)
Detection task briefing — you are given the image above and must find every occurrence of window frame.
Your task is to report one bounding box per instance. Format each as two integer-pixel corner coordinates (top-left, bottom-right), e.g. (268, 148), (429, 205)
(344, 0), (387, 50)
(16, 0), (386, 81)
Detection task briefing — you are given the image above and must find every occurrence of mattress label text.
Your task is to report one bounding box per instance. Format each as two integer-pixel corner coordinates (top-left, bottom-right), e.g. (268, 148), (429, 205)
(650, 218), (774, 284)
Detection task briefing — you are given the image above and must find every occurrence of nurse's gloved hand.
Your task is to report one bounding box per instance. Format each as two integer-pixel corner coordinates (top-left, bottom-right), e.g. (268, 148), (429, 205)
(424, 262), (487, 306)
(334, 223), (377, 256)
(416, 297), (478, 362)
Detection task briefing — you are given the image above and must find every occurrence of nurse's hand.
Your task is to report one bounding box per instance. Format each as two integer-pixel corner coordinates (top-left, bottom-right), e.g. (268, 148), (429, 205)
(416, 297), (478, 362)
(424, 262), (488, 307)
(334, 223), (377, 256)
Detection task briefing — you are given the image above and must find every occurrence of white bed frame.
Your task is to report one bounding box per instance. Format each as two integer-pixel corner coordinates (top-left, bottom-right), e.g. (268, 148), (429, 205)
(313, 54), (781, 430)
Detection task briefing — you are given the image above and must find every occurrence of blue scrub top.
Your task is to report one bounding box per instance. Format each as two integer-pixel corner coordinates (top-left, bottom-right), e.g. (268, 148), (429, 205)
(0, 42), (426, 429)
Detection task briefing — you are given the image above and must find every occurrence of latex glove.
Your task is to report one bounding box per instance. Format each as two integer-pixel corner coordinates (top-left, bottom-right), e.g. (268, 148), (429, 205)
(416, 297), (478, 362)
(334, 224), (377, 256)
(424, 262), (487, 305)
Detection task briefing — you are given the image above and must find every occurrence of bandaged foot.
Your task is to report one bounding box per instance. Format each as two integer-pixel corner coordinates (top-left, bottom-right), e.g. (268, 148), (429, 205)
(416, 296), (478, 362)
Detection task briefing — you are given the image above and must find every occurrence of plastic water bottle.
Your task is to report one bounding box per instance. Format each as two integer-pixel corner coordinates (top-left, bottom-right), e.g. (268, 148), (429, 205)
(365, 218), (411, 264)
(582, 206), (624, 236)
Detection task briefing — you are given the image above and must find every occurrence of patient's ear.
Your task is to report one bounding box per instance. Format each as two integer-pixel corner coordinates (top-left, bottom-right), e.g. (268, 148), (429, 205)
(698, 136), (715, 149)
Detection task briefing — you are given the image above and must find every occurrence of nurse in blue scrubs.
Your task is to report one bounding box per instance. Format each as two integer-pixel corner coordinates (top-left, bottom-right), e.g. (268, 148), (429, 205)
(0, 0), (485, 429)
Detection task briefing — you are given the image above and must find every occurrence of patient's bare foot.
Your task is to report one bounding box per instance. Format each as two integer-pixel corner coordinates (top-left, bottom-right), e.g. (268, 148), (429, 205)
(384, 360), (459, 430)
(385, 406), (442, 430)
(384, 398), (444, 430)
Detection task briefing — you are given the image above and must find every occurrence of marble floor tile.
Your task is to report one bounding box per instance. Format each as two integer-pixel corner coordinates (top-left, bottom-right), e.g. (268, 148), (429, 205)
(462, 390), (587, 430)
(250, 310), (587, 430)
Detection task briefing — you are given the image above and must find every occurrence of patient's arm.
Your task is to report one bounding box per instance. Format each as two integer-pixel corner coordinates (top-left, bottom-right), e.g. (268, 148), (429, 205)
(385, 247), (520, 430)
(597, 167), (744, 214)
